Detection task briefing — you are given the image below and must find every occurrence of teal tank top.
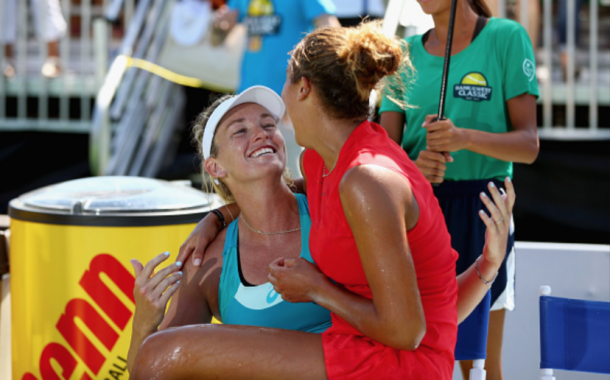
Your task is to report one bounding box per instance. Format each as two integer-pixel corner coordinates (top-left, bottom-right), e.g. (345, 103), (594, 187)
(218, 193), (332, 333)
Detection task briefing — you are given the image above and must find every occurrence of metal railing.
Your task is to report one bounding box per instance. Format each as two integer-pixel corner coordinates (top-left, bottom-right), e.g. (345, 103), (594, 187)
(90, 0), (186, 177)
(384, 0), (610, 140)
(0, 0), (136, 133)
(539, 0), (608, 139)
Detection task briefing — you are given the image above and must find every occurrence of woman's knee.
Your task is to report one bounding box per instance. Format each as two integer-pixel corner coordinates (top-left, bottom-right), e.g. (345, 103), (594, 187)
(132, 325), (220, 379)
(131, 329), (182, 379)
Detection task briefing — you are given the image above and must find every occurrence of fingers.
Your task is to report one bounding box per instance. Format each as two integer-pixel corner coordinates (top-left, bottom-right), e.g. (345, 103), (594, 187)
(425, 126), (445, 136)
(130, 259), (144, 277)
(176, 239), (205, 267)
(270, 257), (285, 267)
(487, 182), (508, 224)
(176, 243), (193, 268)
(268, 262), (279, 274)
(419, 150), (448, 167)
(149, 261), (183, 291)
(134, 252), (183, 314)
(191, 245), (205, 267)
(478, 209), (496, 231)
(283, 258), (297, 268)
(423, 117), (450, 133)
(422, 170), (445, 183)
(504, 177), (516, 214)
(151, 271), (183, 299)
(416, 150), (448, 183)
(158, 280), (181, 306)
(268, 258), (292, 287)
(443, 152), (454, 163)
(480, 180), (515, 231)
(426, 140), (450, 153)
(480, 191), (503, 226)
(140, 252), (171, 281)
(418, 158), (447, 172)
(422, 114), (438, 127)
(177, 214), (221, 267)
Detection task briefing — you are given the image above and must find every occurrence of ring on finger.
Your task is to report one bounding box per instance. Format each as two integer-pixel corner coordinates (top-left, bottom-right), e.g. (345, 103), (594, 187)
(494, 217), (504, 224)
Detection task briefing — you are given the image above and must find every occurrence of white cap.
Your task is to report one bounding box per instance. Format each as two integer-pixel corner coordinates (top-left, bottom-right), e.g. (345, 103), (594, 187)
(202, 86), (285, 160)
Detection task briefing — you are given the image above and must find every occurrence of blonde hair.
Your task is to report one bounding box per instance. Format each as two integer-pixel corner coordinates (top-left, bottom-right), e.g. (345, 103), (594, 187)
(191, 96), (295, 203)
(289, 20), (412, 119)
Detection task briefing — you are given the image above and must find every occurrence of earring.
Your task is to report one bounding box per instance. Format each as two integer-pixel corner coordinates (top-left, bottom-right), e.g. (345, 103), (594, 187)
(214, 179), (220, 185)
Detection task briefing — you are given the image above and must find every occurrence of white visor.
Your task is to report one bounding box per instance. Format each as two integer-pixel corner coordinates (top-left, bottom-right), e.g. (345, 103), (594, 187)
(202, 86), (286, 160)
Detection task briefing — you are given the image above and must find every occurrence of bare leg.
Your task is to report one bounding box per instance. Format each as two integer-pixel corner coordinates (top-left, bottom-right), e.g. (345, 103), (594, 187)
(4, 44), (13, 58)
(3, 44), (15, 77)
(41, 41), (61, 78)
(459, 357), (472, 380)
(485, 309), (506, 380)
(48, 40), (59, 58)
(458, 309), (506, 380)
(132, 324), (328, 380)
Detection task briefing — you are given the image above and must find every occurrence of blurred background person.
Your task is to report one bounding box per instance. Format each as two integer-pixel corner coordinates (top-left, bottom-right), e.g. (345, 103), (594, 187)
(211, 0), (339, 96)
(1, 0), (67, 78)
(557, 0), (584, 80)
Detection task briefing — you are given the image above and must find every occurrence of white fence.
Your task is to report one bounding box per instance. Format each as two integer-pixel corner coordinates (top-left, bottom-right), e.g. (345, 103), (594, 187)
(540, 0), (606, 138)
(0, 0), (136, 133)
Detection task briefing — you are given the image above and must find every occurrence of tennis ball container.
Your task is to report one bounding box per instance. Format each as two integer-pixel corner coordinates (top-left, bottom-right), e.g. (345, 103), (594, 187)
(8, 176), (220, 380)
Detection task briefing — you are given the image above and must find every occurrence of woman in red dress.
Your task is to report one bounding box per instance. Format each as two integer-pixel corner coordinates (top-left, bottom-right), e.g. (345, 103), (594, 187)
(131, 21), (514, 380)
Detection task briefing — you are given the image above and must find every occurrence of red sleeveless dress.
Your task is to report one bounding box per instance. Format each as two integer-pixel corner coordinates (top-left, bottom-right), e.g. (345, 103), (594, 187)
(304, 121), (458, 379)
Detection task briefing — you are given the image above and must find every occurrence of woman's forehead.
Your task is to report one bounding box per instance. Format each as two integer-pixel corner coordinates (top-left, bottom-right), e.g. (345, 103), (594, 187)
(218, 103), (273, 129)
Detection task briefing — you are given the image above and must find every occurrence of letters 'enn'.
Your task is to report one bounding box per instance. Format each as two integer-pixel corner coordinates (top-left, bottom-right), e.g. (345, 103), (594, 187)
(21, 254), (136, 380)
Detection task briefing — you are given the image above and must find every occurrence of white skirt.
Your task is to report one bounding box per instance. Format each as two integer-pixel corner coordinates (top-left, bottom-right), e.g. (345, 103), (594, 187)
(1, 0), (67, 44)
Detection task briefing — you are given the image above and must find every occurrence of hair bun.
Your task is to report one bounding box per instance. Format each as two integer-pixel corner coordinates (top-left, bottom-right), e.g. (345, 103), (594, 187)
(337, 21), (404, 100)
(288, 19), (411, 120)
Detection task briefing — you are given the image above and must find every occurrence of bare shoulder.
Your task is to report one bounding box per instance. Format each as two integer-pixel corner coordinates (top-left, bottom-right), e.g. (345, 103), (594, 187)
(205, 228), (227, 265)
(339, 164), (411, 198)
(340, 164), (419, 231)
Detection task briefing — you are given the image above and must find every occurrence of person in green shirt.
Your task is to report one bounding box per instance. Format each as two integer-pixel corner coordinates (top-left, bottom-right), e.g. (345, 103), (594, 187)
(379, 0), (539, 378)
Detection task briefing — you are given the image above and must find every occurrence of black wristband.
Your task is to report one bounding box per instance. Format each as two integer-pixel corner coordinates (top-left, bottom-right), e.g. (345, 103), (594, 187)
(210, 209), (227, 229)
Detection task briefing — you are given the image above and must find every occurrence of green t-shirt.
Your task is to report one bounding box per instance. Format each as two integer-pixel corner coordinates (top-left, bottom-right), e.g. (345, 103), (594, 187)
(380, 17), (539, 181)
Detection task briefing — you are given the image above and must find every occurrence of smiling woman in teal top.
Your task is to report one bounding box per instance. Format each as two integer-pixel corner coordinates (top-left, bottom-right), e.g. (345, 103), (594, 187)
(125, 88), (333, 372)
(379, 0), (540, 378)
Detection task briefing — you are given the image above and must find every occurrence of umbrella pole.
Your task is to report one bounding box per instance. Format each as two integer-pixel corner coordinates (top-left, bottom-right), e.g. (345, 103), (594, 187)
(437, 0), (459, 121)
(431, 0), (459, 187)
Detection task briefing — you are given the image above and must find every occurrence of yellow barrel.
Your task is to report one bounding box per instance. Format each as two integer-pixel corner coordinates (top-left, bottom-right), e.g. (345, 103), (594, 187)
(8, 177), (220, 380)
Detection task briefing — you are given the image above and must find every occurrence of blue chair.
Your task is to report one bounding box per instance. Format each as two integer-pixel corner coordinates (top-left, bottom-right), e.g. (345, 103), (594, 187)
(455, 290), (491, 380)
(539, 285), (610, 379)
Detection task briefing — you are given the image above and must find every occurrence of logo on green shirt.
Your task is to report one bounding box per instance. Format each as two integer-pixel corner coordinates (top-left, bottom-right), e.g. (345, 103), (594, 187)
(453, 72), (492, 102)
(523, 59), (535, 82)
